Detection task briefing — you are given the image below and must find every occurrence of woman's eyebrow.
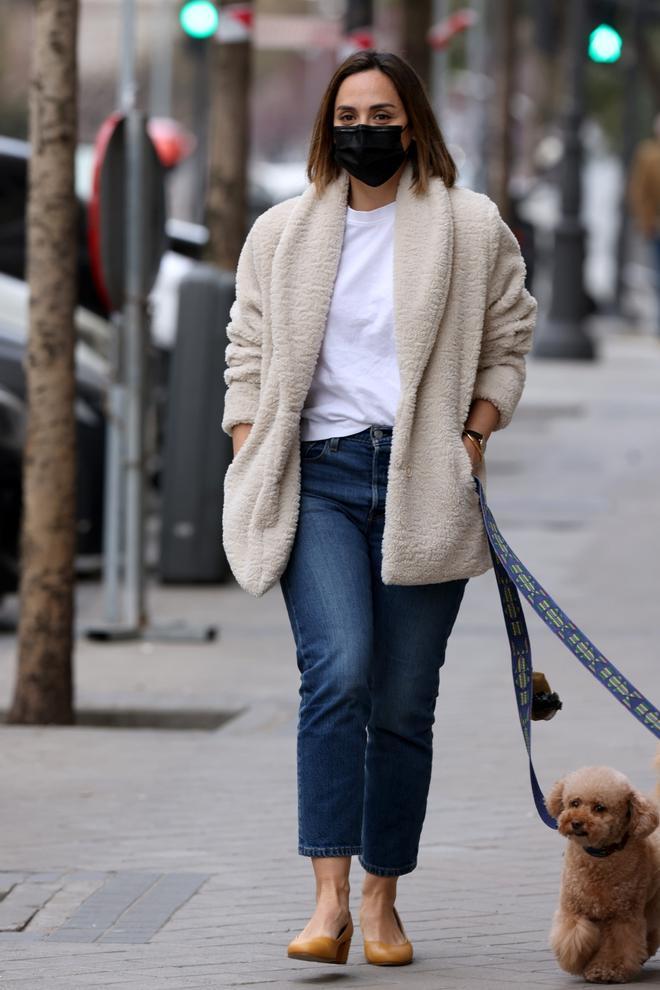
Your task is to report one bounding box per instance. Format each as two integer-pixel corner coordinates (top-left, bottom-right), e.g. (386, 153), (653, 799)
(335, 103), (398, 111)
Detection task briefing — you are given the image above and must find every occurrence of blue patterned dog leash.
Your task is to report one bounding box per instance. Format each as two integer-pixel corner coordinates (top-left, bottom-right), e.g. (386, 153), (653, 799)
(473, 477), (660, 830)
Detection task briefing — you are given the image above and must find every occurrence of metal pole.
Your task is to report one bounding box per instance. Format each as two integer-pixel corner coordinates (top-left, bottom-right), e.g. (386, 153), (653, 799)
(123, 106), (147, 630)
(118, 0), (147, 631)
(89, 0), (217, 643)
(148, 0), (175, 119)
(100, 313), (124, 624)
(191, 39), (211, 226)
(533, 0), (595, 359)
(615, 0), (643, 311)
(98, 0), (138, 628)
(119, 0), (136, 111)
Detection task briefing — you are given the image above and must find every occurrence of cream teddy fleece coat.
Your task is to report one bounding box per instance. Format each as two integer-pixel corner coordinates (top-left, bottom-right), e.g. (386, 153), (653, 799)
(221, 161), (537, 597)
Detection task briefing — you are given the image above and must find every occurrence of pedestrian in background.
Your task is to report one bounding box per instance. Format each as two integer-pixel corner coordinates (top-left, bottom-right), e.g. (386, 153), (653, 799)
(629, 113), (660, 335)
(221, 50), (536, 966)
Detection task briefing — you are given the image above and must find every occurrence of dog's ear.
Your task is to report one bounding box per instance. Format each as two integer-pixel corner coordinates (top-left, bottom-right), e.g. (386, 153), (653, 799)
(628, 789), (660, 839)
(546, 778), (565, 819)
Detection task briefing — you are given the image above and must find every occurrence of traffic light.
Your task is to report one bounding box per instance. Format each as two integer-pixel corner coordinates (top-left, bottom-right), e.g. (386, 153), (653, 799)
(179, 1), (219, 39)
(588, 22), (623, 63)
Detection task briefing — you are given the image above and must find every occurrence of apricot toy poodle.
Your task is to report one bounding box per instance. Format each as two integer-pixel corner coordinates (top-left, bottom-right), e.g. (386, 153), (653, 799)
(546, 765), (660, 984)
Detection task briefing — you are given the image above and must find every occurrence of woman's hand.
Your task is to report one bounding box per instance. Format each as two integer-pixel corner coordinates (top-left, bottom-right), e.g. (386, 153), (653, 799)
(462, 399), (497, 472)
(462, 433), (482, 473)
(232, 423), (253, 458)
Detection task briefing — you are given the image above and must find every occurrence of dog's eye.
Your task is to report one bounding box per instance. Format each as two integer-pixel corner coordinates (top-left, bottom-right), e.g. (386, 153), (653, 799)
(593, 804), (607, 813)
(569, 799), (581, 808)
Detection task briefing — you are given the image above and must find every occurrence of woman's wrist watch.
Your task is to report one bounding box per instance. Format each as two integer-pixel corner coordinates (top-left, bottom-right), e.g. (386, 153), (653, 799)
(462, 428), (486, 460)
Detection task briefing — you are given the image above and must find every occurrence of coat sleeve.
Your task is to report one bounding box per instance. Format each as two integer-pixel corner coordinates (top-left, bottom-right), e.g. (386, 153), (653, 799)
(471, 201), (537, 431)
(221, 222), (264, 437)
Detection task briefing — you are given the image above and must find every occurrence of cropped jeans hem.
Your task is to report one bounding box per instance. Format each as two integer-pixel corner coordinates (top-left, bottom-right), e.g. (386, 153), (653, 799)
(359, 856), (417, 878)
(299, 845), (363, 857)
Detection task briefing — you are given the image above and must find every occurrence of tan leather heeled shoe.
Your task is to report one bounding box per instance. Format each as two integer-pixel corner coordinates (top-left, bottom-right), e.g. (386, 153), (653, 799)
(362, 905), (413, 966)
(287, 913), (354, 964)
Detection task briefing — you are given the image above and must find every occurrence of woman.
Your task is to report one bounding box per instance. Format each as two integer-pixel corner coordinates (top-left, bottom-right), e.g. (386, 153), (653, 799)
(221, 50), (537, 966)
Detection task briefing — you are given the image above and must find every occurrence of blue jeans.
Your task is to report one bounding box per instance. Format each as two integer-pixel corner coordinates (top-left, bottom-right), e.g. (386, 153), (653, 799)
(279, 425), (468, 877)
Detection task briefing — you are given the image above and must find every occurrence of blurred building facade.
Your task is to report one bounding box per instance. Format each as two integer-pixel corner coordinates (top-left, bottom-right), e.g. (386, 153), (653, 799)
(3, 0), (660, 322)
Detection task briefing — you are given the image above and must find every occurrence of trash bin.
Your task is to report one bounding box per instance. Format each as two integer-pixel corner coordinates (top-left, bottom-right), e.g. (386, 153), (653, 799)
(159, 264), (234, 583)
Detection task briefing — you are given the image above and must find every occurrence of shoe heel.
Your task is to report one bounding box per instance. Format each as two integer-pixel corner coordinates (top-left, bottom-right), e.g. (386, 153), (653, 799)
(336, 937), (351, 964)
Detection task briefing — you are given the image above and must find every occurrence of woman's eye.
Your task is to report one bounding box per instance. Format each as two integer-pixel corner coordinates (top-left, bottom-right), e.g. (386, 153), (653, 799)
(336, 114), (393, 123)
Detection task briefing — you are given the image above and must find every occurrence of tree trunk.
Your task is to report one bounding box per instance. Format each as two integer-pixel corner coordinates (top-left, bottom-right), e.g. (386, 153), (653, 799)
(638, 25), (660, 108)
(203, 39), (252, 272)
(345, 0), (373, 35)
(488, 0), (515, 222)
(8, 0), (79, 725)
(401, 0), (432, 92)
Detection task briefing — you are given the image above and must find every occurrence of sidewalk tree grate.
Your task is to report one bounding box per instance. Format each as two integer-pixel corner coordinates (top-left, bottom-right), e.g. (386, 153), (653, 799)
(0, 708), (245, 731)
(0, 871), (210, 942)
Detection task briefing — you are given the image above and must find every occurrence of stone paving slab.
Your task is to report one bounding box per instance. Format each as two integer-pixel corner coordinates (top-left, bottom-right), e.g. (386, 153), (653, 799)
(0, 882), (61, 932)
(0, 332), (659, 986)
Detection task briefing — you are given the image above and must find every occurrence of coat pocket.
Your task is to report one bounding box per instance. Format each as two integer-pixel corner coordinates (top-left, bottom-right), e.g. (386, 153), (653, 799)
(455, 434), (476, 479)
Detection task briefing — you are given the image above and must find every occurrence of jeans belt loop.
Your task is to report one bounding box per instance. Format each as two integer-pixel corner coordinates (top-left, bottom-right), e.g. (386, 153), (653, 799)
(330, 436), (339, 452)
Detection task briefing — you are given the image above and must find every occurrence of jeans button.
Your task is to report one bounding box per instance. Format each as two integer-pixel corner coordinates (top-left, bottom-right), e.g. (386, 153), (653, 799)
(373, 428), (383, 438)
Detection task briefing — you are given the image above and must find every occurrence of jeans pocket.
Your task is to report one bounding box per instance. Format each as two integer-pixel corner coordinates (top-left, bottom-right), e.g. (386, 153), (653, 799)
(300, 438), (329, 463)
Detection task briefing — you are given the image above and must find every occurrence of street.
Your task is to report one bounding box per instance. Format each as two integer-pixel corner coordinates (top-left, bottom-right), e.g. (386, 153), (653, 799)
(0, 324), (658, 988)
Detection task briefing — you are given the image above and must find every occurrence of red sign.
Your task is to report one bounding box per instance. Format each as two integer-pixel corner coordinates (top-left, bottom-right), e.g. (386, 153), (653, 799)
(147, 118), (196, 170)
(215, 3), (254, 43)
(427, 9), (478, 51)
(88, 112), (123, 313)
(87, 112), (167, 313)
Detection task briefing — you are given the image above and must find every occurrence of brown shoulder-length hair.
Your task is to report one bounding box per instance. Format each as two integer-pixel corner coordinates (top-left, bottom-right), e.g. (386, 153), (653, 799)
(307, 50), (457, 196)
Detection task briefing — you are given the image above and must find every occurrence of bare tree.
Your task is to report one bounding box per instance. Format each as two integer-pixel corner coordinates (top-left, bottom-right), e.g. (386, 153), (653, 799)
(638, 25), (660, 108)
(9, 0), (79, 724)
(204, 36), (252, 271)
(401, 0), (432, 92)
(488, 0), (516, 222)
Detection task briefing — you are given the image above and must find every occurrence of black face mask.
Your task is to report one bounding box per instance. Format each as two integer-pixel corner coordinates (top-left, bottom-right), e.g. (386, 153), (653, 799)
(332, 124), (409, 187)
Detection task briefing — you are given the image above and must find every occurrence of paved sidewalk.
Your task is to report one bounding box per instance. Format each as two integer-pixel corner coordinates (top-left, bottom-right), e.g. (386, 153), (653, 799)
(0, 327), (659, 988)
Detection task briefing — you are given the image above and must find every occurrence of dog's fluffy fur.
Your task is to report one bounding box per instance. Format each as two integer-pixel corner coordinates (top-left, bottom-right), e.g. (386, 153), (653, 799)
(547, 765), (660, 984)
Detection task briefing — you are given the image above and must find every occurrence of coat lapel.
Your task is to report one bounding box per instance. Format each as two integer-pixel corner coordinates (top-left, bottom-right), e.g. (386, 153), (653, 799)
(269, 169), (349, 413)
(269, 160), (455, 420)
(392, 162), (454, 398)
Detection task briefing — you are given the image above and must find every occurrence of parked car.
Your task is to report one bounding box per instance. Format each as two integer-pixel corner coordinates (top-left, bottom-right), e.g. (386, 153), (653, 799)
(0, 385), (23, 596)
(0, 273), (111, 597)
(0, 133), (298, 599)
(0, 134), (301, 349)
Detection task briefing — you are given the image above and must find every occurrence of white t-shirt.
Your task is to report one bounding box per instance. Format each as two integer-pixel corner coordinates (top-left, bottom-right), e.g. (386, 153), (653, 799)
(300, 199), (401, 442)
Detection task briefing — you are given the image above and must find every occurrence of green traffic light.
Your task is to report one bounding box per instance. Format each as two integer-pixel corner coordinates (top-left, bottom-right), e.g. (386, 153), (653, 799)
(588, 23), (622, 63)
(179, 1), (219, 39)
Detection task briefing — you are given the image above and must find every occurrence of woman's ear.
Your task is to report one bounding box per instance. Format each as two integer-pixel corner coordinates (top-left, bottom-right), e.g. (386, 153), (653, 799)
(628, 790), (659, 839)
(546, 778), (565, 819)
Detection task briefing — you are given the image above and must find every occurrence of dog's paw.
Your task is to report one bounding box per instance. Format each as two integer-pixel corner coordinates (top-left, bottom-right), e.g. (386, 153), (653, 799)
(583, 962), (641, 984)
